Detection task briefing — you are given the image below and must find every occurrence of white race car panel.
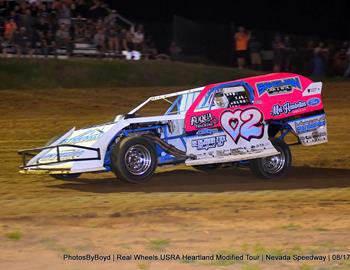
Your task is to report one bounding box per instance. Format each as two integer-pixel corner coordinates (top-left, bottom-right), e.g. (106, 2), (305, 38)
(288, 114), (328, 146)
(302, 82), (322, 96)
(25, 114), (186, 173)
(26, 127), (76, 167)
(185, 125), (279, 166)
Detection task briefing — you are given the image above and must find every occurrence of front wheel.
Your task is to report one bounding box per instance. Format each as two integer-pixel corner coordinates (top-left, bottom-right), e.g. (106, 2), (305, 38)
(250, 138), (291, 179)
(110, 136), (157, 184)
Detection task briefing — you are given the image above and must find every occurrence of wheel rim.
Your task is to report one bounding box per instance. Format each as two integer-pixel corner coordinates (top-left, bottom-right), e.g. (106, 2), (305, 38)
(261, 147), (285, 174)
(124, 144), (152, 175)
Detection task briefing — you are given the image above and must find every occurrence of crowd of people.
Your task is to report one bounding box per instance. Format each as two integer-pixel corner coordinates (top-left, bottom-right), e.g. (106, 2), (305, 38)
(0, 2), (349, 78)
(0, 0), (160, 58)
(234, 26), (350, 77)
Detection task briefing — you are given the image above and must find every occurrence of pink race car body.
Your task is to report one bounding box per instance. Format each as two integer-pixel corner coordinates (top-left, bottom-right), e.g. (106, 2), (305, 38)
(185, 73), (324, 132)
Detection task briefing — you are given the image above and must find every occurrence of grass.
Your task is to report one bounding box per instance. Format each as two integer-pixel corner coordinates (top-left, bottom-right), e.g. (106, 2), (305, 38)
(41, 238), (72, 253)
(300, 264), (313, 270)
(242, 264), (261, 270)
(5, 230), (22, 240)
(137, 263), (151, 270)
(147, 239), (170, 251)
(281, 223), (302, 231)
(311, 226), (329, 231)
(0, 58), (261, 89)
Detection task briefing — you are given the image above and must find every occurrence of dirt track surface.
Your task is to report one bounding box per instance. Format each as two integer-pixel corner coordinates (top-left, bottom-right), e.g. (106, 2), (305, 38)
(0, 83), (350, 270)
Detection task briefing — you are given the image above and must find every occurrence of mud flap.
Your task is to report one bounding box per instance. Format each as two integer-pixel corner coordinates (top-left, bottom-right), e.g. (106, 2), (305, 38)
(288, 113), (328, 146)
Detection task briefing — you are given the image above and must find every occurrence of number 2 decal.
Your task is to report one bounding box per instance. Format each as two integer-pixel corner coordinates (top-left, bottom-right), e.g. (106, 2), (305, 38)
(220, 108), (264, 143)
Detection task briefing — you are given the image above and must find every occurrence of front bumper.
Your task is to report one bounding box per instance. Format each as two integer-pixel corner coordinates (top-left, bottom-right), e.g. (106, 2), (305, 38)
(18, 144), (101, 174)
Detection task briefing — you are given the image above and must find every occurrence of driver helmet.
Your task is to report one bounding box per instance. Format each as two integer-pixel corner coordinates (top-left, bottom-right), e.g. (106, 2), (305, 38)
(214, 90), (229, 108)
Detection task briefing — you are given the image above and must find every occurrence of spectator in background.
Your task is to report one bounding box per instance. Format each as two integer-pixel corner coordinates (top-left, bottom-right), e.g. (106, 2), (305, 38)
(234, 26), (250, 69)
(104, 9), (117, 28)
(74, 18), (88, 42)
(56, 23), (70, 48)
(35, 16), (49, 38)
(94, 27), (106, 54)
(302, 39), (315, 74)
(143, 37), (158, 60)
(58, 3), (71, 26)
(312, 42), (328, 77)
(106, 25), (119, 53)
(121, 27), (134, 52)
(344, 45), (350, 77)
(73, 0), (88, 17)
(282, 35), (294, 71)
(249, 35), (262, 70)
(333, 43), (348, 76)
(89, 0), (108, 21)
(132, 24), (144, 51)
(18, 9), (34, 38)
(13, 26), (30, 56)
(272, 34), (284, 72)
(4, 18), (17, 41)
(169, 41), (182, 61)
(44, 29), (57, 57)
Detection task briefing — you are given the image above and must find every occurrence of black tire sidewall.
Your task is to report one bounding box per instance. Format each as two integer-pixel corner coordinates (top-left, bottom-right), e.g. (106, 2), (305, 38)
(111, 137), (157, 183)
(250, 138), (291, 179)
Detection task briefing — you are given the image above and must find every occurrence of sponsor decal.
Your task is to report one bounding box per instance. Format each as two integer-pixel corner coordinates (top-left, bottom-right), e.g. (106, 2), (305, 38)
(307, 97), (321, 106)
(271, 101), (307, 116)
(220, 108), (264, 143)
(190, 113), (218, 129)
(302, 82), (322, 96)
(294, 116), (326, 134)
(299, 131), (327, 144)
(196, 128), (218, 136)
(62, 129), (104, 144)
(191, 135), (227, 150)
(40, 149), (84, 162)
(256, 77), (302, 96)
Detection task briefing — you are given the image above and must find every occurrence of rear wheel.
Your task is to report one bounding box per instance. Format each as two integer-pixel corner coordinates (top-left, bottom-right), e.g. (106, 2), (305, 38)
(111, 136), (157, 184)
(250, 138), (291, 179)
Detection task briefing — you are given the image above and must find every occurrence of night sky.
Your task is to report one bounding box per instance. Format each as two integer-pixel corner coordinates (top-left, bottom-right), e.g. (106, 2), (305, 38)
(109, 0), (350, 40)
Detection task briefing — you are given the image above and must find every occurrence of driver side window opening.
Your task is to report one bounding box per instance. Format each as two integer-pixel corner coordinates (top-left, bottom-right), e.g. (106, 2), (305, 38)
(194, 84), (251, 112)
(218, 85), (251, 108)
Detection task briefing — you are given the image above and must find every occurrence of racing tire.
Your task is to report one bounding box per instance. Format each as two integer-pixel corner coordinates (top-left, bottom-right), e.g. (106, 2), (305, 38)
(50, 173), (81, 180)
(250, 138), (291, 179)
(111, 136), (157, 184)
(192, 163), (221, 171)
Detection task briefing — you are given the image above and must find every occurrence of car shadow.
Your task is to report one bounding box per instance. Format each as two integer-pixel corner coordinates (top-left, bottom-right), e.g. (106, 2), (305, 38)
(50, 166), (350, 194)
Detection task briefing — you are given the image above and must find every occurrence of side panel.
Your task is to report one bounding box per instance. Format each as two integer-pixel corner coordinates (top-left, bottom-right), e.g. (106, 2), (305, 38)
(185, 107), (279, 166)
(247, 74), (324, 120)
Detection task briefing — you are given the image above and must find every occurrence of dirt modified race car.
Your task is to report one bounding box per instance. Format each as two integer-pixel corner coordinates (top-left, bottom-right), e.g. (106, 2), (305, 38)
(19, 73), (328, 183)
